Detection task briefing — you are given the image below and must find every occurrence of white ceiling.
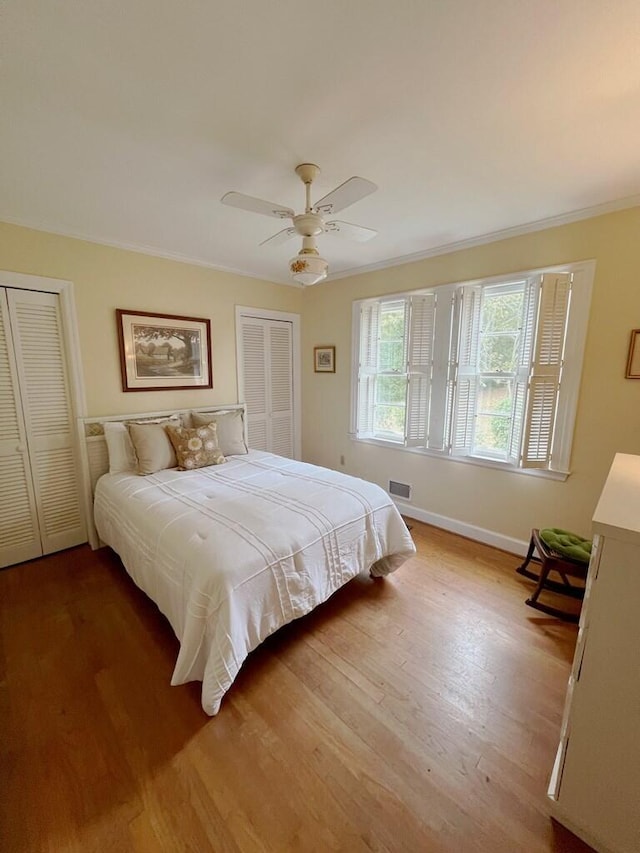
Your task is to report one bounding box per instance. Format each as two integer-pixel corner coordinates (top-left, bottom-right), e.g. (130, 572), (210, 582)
(2, 1), (640, 285)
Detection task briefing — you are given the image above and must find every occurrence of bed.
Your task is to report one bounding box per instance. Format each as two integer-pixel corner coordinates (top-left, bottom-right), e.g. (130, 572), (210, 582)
(79, 405), (415, 716)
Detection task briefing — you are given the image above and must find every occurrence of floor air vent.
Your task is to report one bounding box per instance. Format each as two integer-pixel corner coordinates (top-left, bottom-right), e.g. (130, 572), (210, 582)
(388, 480), (412, 500)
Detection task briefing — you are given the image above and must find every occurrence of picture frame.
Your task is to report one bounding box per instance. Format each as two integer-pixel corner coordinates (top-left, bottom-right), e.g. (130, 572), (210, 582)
(116, 309), (213, 391)
(626, 329), (640, 379)
(314, 345), (336, 373)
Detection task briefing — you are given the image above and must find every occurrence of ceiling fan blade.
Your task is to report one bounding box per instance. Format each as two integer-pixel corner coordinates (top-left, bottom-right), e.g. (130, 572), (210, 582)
(260, 227), (296, 246)
(324, 220), (378, 242)
(313, 176), (377, 215)
(221, 192), (294, 219)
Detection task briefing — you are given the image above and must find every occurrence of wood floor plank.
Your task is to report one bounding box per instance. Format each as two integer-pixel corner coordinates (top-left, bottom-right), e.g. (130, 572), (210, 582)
(0, 522), (593, 852)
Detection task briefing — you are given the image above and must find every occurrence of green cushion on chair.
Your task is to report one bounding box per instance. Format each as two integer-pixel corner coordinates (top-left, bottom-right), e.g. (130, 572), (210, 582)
(540, 528), (592, 564)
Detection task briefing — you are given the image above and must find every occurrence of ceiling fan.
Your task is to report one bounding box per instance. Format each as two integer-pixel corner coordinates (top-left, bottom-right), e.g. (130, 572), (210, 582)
(221, 164), (377, 285)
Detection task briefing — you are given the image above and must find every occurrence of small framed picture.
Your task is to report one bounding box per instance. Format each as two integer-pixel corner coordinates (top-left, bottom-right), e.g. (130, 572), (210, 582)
(116, 309), (213, 391)
(626, 329), (640, 378)
(314, 345), (336, 373)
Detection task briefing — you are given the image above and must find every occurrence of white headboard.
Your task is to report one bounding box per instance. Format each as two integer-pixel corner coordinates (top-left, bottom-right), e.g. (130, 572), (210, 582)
(78, 404), (247, 549)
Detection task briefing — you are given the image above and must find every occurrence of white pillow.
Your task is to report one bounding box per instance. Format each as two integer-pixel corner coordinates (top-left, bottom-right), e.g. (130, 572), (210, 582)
(104, 422), (137, 473)
(103, 415), (183, 474)
(126, 421), (178, 475)
(191, 410), (248, 456)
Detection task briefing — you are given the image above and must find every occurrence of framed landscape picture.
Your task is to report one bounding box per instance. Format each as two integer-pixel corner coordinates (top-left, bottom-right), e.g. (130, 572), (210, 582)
(116, 309), (212, 391)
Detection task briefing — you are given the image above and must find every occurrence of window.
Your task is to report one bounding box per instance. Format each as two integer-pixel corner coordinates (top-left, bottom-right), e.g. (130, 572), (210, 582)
(353, 262), (594, 475)
(474, 283), (524, 459)
(362, 299), (408, 441)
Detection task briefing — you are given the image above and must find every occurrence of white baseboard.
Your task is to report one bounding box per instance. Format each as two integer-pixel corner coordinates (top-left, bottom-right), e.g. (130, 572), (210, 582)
(393, 500), (529, 557)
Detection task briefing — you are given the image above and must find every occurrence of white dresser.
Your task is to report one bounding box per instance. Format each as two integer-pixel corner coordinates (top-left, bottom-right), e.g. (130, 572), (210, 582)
(549, 453), (640, 853)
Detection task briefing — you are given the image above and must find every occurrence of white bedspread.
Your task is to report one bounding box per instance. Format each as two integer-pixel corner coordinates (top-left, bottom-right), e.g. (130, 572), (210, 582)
(93, 450), (415, 715)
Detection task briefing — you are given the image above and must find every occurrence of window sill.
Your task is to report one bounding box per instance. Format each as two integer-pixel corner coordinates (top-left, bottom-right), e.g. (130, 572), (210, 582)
(349, 436), (570, 481)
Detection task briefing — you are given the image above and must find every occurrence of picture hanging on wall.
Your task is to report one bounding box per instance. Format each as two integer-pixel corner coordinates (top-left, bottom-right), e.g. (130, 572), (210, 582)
(314, 345), (336, 373)
(625, 329), (640, 378)
(116, 309), (213, 391)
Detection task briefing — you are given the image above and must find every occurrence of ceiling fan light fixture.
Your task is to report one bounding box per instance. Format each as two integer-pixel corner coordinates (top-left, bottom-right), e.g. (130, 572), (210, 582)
(289, 236), (328, 285)
(289, 252), (328, 286)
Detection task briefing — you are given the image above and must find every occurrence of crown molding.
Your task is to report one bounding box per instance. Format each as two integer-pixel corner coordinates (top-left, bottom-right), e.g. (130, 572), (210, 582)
(3, 191), (640, 287)
(0, 213), (296, 285)
(328, 192), (640, 281)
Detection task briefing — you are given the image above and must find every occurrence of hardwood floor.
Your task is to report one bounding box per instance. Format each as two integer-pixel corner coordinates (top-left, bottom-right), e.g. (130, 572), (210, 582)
(0, 521), (592, 852)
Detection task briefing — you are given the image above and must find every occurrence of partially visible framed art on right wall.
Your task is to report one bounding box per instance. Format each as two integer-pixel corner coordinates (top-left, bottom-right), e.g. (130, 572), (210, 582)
(626, 329), (640, 378)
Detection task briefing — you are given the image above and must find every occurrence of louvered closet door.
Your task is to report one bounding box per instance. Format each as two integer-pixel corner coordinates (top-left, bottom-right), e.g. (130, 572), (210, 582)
(239, 316), (294, 457)
(241, 319), (269, 450)
(0, 294), (42, 567)
(268, 322), (293, 457)
(7, 289), (85, 555)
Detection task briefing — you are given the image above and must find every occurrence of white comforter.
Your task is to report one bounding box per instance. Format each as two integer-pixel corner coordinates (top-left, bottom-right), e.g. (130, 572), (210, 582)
(93, 450), (415, 715)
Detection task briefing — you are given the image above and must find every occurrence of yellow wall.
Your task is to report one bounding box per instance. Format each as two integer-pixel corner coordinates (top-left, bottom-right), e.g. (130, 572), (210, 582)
(4, 208), (640, 548)
(301, 206), (640, 545)
(0, 222), (302, 415)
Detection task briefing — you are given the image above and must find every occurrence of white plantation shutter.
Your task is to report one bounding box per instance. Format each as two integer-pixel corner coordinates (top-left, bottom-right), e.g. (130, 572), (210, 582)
(356, 302), (380, 438)
(508, 278), (538, 465)
(0, 293), (42, 567)
(7, 289), (85, 554)
(405, 294), (435, 447)
(428, 285), (456, 452)
(451, 285), (482, 455)
(521, 273), (571, 468)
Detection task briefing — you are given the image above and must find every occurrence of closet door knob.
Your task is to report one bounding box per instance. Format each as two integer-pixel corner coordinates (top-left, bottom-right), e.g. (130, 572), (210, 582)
(16, 444), (26, 453)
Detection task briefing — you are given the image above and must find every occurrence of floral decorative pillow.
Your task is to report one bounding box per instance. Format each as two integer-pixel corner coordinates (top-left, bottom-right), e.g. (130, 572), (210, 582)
(165, 424), (225, 470)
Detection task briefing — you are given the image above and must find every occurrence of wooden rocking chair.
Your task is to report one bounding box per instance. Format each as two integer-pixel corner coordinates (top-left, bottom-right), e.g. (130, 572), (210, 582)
(516, 528), (591, 623)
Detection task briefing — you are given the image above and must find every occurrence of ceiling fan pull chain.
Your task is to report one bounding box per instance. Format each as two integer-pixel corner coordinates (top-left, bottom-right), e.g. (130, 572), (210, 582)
(305, 178), (312, 213)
